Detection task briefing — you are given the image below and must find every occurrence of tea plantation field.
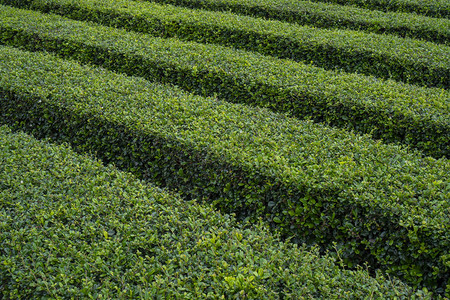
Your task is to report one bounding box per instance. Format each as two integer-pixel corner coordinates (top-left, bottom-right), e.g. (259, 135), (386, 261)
(0, 0), (448, 298)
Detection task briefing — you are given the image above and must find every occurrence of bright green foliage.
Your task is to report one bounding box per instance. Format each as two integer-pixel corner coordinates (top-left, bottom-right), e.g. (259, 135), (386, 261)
(1, 0), (449, 88)
(0, 5), (448, 158)
(0, 46), (448, 294)
(306, 0), (450, 19)
(2, 126), (431, 298)
(136, 0), (450, 44)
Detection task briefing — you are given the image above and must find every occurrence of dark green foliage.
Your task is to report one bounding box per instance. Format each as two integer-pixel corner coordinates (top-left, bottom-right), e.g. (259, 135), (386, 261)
(1, 0), (449, 88)
(138, 0), (450, 45)
(2, 126), (430, 298)
(0, 5), (448, 158)
(305, 0), (450, 19)
(0, 46), (448, 294)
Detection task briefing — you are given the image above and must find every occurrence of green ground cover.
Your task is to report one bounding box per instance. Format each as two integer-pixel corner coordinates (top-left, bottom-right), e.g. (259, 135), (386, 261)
(305, 0), (450, 18)
(135, 0), (450, 44)
(1, 5), (448, 158)
(2, 125), (430, 298)
(1, 0), (449, 88)
(1, 0), (449, 296)
(1, 46), (448, 293)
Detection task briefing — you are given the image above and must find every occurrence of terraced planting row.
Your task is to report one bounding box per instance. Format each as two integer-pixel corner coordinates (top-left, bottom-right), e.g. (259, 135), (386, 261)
(1, 46), (448, 295)
(1, 0), (449, 296)
(3, 125), (430, 298)
(306, 0), (450, 18)
(1, 5), (449, 159)
(2, 0), (450, 89)
(137, 0), (450, 44)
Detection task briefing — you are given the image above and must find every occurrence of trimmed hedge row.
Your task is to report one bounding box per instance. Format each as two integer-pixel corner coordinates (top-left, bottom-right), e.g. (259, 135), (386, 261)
(2, 0), (450, 89)
(2, 126), (428, 299)
(138, 0), (450, 45)
(0, 5), (448, 159)
(307, 0), (450, 19)
(1, 46), (448, 295)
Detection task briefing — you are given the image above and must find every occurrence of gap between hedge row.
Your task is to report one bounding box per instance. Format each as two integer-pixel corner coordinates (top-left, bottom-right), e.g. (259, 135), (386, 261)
(0, 5), (448, 158)
(1, 46), (448, 294)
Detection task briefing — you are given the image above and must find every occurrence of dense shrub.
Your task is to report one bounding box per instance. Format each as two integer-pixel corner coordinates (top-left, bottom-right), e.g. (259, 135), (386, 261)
(137, 0), (450, 44)
(0, 46), (448, 294)
(1, 0), (449, 87)
(305, 0), (450, 19)
(2, 126), (431, 298)
(0, 5), (448, 158)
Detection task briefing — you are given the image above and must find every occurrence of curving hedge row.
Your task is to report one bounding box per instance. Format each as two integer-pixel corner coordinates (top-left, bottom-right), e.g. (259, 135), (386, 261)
(136, 0), (450, 45)
(0, 5), (448, 159)
(2, 126), (429, 299)
(306, 0), (450, 19)
(1, 0), (449, 89)
(1, 46), (448, 295)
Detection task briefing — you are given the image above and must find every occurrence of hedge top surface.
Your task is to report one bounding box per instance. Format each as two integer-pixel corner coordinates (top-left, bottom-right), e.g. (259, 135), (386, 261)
(21, 0), (450, 64)
(135, 0), (450, 43)
(1, 46), (449, 237)
(306, 0), (450, 18)
(2, 126), (430, 298)
(271, 0), (450, 15)
(3, 0), (446, 91)
(1, 5), (449, 124)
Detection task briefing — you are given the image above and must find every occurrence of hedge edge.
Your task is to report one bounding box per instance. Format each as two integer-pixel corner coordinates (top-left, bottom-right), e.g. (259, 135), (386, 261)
(138, 0), (450, 45)
(1, 0), (449, 89)
(304, 0), (450, 19)
(0, 46), (448, 295)
(0, 5), (448, 159)
(3, 126), (432, 298)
